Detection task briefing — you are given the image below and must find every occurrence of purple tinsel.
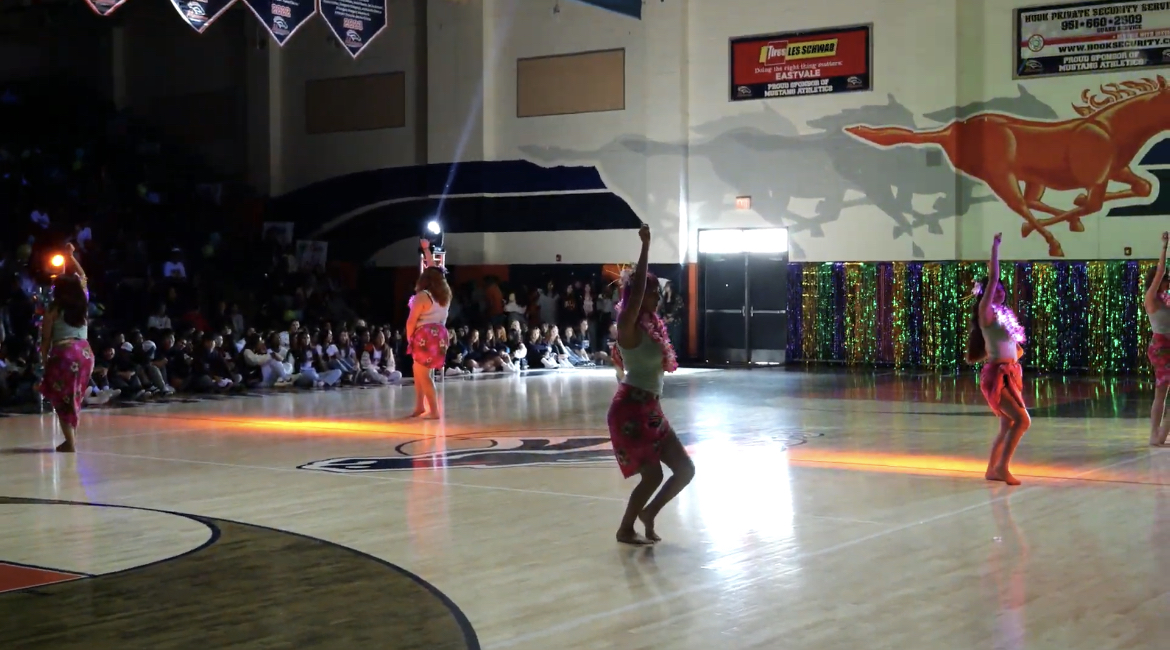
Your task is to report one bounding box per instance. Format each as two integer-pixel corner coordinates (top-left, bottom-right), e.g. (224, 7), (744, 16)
(786, 263), (802, 361)
(906, 262), (923, 366)
(831, 262), (847, 361)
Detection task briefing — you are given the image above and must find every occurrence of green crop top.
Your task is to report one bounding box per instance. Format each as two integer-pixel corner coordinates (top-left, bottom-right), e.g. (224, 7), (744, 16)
(50, 311), (88, 342)
(617, 333), (664, 395)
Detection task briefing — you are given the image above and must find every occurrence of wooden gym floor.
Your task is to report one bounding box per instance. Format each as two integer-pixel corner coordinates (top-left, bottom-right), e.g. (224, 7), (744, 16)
(1, 368), (1167, 649)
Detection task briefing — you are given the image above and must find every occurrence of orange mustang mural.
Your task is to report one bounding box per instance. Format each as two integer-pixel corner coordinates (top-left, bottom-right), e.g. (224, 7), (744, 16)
(845, 76), (1170, 257)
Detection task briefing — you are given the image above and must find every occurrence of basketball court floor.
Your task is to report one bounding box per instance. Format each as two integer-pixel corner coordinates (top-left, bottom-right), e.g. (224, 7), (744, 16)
(1, 367), (1167, 648)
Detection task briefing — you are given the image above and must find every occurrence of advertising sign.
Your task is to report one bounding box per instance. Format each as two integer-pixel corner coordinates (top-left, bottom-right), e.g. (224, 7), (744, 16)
(1016, 1), (1170, 77)
(319, 0), (388, 59)
(169, 0), (239, 33)
(243, 0), (317, 45)
(730, 24), (872, 101)
(84, 0), (131, 16)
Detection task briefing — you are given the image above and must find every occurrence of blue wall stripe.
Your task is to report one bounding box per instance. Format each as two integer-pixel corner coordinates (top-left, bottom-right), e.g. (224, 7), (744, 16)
(322, 193), (641, 262)
(569, 0), (641, 19)
(271, 160), (612, 230)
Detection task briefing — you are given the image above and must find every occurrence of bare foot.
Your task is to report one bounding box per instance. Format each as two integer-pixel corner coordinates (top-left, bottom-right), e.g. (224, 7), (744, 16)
(409, 409), (425, 418)
(55, 441), (75, 453)
(616, 529), (654, 546)
(638, 511), (661, 542)
(986, 468), (1021, 485)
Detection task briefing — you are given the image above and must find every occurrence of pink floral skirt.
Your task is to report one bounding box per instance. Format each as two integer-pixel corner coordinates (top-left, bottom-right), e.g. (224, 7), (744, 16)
(409, 323), (450, 370)
(607, 384), (675, 478)
(1149, 334), (1170, 386)
(980, 360), (1024, 419)
(40, 339), (95, 428)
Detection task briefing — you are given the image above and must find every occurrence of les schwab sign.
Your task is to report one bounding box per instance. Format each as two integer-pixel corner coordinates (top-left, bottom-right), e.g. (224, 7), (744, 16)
(730, 24), (872, 101)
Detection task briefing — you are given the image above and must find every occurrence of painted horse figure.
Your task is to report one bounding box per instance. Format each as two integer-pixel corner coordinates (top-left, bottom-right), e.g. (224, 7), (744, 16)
(844, 76), (1170, 257)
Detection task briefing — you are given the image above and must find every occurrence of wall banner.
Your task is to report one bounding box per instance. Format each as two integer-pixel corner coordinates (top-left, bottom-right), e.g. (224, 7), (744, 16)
(84, 0), (130, 16)
(243, 0), (317, 46)
(1016, 1), (1170, 78)
(318, 0), (388, 59)
(729, 24), (872, 102)
(169, 0), (240, 33)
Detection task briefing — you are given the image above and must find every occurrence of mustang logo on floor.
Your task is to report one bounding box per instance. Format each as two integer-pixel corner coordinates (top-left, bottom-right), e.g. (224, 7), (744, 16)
(298, 437), (619, 472)
(298, 431), (815, 473)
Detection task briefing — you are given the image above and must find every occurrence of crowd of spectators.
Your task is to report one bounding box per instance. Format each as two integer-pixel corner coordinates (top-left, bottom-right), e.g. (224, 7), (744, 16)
(0, 78), (684, 412)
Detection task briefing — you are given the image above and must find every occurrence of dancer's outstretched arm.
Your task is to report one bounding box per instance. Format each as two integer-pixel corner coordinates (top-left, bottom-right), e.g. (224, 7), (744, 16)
(420, 238), (435, 270)
(617, 225), (651, 348)
(979, 232), (1002, 327)
(64, 243), (88, 296)
(1145, 232), (1168, 315)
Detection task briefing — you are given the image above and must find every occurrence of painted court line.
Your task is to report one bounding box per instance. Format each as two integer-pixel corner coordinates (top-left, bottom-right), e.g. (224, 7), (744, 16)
(479, 451), (1152, 650)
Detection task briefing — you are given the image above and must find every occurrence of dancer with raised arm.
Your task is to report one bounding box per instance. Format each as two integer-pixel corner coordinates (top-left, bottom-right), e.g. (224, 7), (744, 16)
(405, 239), (451, 419)
(1144, 231), (1170, 446)
(608, 224), (694, 545)
(39, 244), (95, 452)
(966, 233), (1030, 485)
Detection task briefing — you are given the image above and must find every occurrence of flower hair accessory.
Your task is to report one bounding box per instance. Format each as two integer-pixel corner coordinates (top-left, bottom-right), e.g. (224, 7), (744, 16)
(962, 279), (984, 305)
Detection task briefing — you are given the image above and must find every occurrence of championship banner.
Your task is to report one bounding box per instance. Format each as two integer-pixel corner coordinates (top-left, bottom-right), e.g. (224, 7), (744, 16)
(169, 0), (239, 33)
(318, 0), (388, 59)
(84, 0), (130, 16)
(729, 25), (871, 101)
(243, 0), (317, 46)
(1016, 1), (1170, 77)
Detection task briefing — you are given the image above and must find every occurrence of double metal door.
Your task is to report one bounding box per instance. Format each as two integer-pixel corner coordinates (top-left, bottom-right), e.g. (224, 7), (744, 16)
(701, 251), (788, 364)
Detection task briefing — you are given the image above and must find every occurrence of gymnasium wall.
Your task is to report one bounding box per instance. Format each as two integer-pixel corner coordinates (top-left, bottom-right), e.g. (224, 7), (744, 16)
(8, 0), (1168, 268)
(505, 0), (1170, 264)
(265, 3), (423, 193)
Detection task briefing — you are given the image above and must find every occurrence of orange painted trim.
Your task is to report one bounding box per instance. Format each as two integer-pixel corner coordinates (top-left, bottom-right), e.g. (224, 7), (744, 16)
(0, 563), (84, 594)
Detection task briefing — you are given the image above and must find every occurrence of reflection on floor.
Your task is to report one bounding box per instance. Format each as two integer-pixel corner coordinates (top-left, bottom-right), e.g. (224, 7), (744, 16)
(1, 367), (1167, 649)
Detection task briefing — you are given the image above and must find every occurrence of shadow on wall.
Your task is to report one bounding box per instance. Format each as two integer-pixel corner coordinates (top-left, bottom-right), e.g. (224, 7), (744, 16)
(271, 80), (1170, 265)
(271, 88), (1059, 265)
(521, 86), (1058, 261)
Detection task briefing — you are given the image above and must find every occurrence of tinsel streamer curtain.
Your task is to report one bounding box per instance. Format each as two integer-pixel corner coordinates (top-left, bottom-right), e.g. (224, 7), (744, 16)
(920, 264), (943, 368)
(815, 264), (835, 360)
(891, 262), (907, 366)
(844, 263), (878, 364)
(906, 263), (923, 367)
(1123, 261), (1143, 372)
(1087, 262), (1128, 372)
(877, 263), (894, 364)
(786, 263), (803, 361)
(801, 265), (818, 360)
(1028, 263), (1057, 371)
(786, 260), (1155, 373)
(830, 263), (847, 361)
(1137, 260), (1157, 373)
(1064, 263), (1090, 370)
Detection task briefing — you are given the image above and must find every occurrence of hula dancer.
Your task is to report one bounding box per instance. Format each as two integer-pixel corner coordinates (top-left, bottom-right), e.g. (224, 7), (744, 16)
(39, 244), (95, 452)
(405, 239), (451, 419)
(966, 233), (1030, 485)
(1145, 231), (1170, 446)
(608, 224), (694, 545)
